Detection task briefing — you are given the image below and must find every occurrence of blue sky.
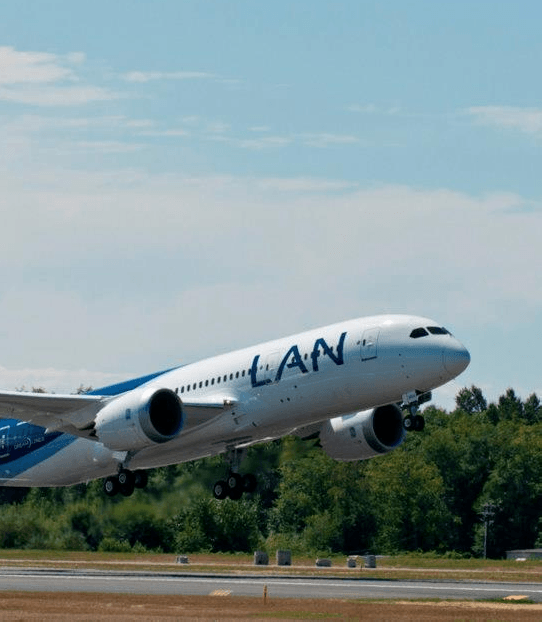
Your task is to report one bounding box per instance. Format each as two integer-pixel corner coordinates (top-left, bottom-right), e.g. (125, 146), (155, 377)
(0, 1), (541, 410)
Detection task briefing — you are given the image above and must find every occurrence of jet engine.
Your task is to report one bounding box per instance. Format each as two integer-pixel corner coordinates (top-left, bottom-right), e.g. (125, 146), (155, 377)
(94, 387), (184, 452)
(319, 404), (404, 461)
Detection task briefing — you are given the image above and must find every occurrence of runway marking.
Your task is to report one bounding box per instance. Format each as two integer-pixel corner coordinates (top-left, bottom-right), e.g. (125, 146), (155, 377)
(210, 589), (232, 596)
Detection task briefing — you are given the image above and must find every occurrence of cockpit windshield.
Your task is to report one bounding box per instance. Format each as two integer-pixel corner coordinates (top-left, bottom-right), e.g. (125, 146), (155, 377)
(410, 326), (451, 338)
(427, 326), (450, 335)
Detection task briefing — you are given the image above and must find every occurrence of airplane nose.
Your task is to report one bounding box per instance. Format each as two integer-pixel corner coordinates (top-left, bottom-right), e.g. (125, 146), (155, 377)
(442, 342), (471, 377)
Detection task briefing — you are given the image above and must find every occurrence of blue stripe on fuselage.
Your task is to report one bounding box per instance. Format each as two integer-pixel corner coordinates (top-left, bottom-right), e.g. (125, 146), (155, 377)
(0, 419), (77, 481)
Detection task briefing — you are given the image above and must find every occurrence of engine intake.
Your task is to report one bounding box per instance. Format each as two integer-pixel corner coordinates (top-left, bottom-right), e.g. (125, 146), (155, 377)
(95, 387), (184, 452)
(319, 404), (404, 461)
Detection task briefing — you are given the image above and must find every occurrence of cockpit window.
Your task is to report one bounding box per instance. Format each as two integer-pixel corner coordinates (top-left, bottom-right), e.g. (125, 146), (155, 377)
(427, 326), (450, 335)
(410, 327), (429, 338)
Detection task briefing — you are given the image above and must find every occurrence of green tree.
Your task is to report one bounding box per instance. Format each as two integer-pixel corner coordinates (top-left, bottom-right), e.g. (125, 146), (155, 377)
(365, 445), (453, 553)
(171, 497), (262, 553)
(478, 422), (542, 556)
(455, 386), (487, 414)
(269, 438), (374, 554)
(419, 408), (492, 552)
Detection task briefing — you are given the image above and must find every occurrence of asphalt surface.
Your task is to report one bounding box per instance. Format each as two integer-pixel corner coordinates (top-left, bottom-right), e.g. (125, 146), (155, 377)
(0, 568), (541, 602)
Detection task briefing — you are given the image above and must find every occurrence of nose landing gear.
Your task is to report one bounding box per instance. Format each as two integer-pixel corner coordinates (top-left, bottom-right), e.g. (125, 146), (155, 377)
(401, 391), (431, 432)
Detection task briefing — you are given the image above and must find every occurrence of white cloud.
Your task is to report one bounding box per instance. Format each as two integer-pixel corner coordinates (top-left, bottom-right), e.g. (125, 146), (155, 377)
(138, 129), (189, 137)
(0, 46), (77, 84)
(466, 106), (542, 135)
(0, 46), (118, 106)
(298, 133), (360, 148)
(205, 121), (231, 135)
(74, 140), (145, 153)
(122, 70), (215, 83)
(229, 132), (360, 150)
(236, 136), (292, 149)
(0, 85), (118, 106)
(255, 177), (358, 192)
(0, 366), (128, 394)
(347, 103), (400, 115)
(347, 103), (378, 113)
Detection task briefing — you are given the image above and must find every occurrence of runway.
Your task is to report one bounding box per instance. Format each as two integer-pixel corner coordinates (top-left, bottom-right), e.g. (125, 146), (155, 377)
(0, 568), (541, 602)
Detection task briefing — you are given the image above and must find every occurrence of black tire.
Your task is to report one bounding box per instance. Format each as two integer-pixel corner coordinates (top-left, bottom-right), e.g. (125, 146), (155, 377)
(413, 414), (425, 432)
(117, 469), (133, 487)
(118, 469), (135, 497)
(403, 415), (414, 431)
(103, 476), (118, 497)
(242, 473), (257, 493)
(134, 470), (148, 489)
(227, 472), (243, 491)
(120, 480), (135, 497)
(213, 480), (228, 500)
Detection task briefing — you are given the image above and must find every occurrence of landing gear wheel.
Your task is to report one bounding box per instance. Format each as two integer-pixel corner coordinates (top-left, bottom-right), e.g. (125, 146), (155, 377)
(227, 473), (242, 490)
(403, 415), (414, 431)
(133, 470), (148, 489)
(226, 472), (244, 500)
(213, 480), (229, 500)
(413, 414), (425, 432)
(103, 476), (118, 497)
(118, 469), (135, 497)
(242, 473), (257, 493)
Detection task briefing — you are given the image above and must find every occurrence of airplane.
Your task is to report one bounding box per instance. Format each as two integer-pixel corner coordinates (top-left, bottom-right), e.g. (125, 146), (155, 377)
(0, 314), (469, 500)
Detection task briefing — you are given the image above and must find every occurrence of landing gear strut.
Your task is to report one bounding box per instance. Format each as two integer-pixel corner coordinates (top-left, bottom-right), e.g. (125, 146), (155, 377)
(103, 469), (148, 497)
(212, 448), (258, 500)
(401, 391), (430, 432)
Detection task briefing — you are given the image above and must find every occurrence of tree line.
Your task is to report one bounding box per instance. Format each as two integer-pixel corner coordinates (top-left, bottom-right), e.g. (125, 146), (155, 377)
(0, 386), (540, 558)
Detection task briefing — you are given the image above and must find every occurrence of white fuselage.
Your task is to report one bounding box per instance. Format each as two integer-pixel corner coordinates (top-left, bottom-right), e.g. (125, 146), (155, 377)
(1, 314), (470, 486)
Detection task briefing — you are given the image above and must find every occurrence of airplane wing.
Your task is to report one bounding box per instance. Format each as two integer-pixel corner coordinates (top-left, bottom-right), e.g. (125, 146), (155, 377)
(0, 390), (106, 438)
(0, 390), (235, 440)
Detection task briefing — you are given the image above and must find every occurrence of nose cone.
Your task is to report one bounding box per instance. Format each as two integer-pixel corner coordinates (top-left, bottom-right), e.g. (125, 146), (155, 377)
(443, 341), (471, 377)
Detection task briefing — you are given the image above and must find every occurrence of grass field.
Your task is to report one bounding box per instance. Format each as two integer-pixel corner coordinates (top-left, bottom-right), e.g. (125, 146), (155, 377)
(0, 591), (541, 621)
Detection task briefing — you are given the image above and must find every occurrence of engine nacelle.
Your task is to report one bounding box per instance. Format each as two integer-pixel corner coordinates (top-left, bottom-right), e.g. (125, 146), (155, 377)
(319, 404), (405, 461)
(94, 387), (184, 452)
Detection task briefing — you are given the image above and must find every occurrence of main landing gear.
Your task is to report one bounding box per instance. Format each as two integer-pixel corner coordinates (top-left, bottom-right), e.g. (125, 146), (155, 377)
(213, 472), (257, 500)
(401, 391), (431, 433)
(103, 469), (148, 497)
(212, 448), (258, 501)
